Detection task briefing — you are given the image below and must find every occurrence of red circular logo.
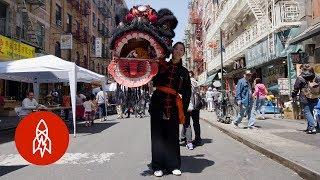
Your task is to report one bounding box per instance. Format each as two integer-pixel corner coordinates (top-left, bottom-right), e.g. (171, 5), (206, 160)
(15, 111), (69, 165)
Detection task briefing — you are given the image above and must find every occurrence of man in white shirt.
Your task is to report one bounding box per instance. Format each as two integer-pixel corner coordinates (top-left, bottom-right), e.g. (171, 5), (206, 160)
(20, 92), (39, 117)
(96, 89), (108, 120)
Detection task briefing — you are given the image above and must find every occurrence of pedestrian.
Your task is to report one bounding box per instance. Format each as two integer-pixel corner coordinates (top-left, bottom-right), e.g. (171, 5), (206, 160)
(62, 91), (71, 121)
(115, 84), (125, 119)
(180, 71), (203, 150)
(149, 42), (191, 177)
(125, 88), (134, 118)
(252, 78), (268, 119)
(76, 92), (86, 121)
(83, 96), (94, 126)
(206, 87), (214, 111)
(20, 92), (40, 119)
(96, 88), (107, 121)
(232, 70), (256, 129)
(292, 64), (320, 134)
(212, 88), (222, 111)
(314, 98), (320, 130)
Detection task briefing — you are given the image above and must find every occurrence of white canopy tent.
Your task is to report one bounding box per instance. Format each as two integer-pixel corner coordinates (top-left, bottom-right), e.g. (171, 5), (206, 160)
(0, 55), (107, 136)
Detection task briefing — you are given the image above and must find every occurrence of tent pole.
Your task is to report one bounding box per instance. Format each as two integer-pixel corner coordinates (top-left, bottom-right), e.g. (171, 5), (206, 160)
(101, 79), (107, 121)
(69, 66), (77, 137)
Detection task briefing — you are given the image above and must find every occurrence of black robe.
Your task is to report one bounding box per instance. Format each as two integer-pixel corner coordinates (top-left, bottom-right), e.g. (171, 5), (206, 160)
(149, 60), (191, 171)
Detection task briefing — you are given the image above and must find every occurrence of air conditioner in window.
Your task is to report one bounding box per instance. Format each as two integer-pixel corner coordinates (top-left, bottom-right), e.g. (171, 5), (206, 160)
(57, 20), (62, 26)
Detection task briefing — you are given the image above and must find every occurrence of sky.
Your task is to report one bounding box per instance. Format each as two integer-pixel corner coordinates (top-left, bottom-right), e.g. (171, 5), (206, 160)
(125, 0), (189, 43)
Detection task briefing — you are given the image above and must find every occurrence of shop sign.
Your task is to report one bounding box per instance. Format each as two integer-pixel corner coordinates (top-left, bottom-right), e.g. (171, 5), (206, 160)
(278, 78), (290, 95)
(60, 34), (73, 50)
(233, 58), (245, 70)
(245, 39), (270, 68)
(262, 64), (286, 88)
(95, 37), (102, 57)
(0, 35), (35, 61)
(290, 52), (302, 64)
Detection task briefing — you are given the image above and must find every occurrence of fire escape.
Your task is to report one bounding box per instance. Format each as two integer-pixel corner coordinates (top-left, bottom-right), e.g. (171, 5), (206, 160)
(15, 0), (45, 48)
(190, 4), (204, 74)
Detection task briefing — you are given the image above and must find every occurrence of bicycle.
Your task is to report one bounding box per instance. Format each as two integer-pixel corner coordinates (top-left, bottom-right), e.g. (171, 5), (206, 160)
(215, 91), (238, 124)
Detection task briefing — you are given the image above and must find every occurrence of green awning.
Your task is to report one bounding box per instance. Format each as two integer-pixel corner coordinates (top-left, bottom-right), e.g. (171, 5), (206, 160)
(204, 73), (217, 85)
(289, 22), (320, 45)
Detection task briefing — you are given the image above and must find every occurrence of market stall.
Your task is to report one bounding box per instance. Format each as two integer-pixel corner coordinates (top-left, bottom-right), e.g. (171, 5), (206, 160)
(0, 55), (107, 136)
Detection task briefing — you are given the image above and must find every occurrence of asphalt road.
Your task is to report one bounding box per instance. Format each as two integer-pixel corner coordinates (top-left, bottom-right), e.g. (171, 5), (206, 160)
(0, 115), (302, 180)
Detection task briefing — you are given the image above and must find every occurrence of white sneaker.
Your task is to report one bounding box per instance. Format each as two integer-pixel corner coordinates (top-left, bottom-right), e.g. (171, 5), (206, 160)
(186, 143), (194, 150)
(154, 170), (163, 177)
(172, 169), (181, 176)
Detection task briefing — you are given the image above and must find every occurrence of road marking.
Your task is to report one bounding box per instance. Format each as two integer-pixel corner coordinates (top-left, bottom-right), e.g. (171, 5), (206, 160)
(0, 153), (115, 166)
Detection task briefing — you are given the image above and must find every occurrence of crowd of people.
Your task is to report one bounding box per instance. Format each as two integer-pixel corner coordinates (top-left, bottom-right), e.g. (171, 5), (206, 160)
(11, 42), (320, 178)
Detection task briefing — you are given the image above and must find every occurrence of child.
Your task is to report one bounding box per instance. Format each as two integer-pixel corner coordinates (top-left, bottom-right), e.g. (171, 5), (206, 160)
(83, 97), (94, 127)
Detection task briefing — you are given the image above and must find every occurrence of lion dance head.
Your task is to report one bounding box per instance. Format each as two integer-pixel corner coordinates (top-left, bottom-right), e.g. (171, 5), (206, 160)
(108, 5), (178, 87)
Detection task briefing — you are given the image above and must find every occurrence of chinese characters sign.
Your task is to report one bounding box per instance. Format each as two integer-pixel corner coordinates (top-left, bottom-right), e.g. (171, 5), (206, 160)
(0, 35), (35, 61)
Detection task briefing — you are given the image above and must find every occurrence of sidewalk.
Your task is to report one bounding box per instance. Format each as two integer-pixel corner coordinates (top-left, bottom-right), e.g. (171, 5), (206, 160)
(201, 110), (320, 180)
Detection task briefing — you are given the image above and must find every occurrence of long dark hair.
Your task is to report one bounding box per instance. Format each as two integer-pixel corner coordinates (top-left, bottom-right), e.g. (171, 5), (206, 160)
(172, 42), (185, 65)
(172, 42), (186, 53)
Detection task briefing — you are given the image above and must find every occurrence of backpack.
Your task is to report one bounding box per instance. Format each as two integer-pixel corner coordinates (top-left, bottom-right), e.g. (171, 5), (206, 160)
(302, 78), (320, 99)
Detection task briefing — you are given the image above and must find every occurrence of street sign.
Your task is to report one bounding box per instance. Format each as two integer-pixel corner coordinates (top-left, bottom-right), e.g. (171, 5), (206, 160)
(95, 38), (102, 57)
(60, 34), (73, 50)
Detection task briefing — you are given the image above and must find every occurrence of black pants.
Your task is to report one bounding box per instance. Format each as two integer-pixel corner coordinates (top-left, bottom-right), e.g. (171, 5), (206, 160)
(181, 110), (201, 142)
(150, 92), (180, 171)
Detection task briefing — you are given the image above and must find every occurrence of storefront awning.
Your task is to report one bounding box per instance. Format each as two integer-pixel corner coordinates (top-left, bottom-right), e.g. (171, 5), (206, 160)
(289, 22), (320, 45)
(204, 73), (217, 86)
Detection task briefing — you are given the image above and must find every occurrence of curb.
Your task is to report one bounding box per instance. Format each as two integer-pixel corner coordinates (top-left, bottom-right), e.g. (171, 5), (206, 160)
(201, 117), (320, 180)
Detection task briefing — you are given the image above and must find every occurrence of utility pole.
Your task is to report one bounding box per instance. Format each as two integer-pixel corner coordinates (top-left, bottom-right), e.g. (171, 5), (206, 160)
(219, 28), (224, 99)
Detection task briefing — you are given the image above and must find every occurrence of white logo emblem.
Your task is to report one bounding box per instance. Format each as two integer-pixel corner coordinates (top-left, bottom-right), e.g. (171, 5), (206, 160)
(32, 119), (52, 158)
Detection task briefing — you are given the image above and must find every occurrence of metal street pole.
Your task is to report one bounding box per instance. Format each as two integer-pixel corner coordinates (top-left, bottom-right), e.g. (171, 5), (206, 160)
(220, 28), (225, 99)
(220, 28), (226, 118)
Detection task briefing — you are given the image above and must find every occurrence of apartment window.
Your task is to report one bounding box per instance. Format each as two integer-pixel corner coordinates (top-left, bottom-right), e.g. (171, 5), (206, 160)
(102, 43), (105, 57)
(76, 20), (80, 32)
(91, 36), (96, 52)
(84, 55), (88, 68)
(36, 22), (45, 48)
(97, 63), (100, 73)
(66, 14), (72, 32)
(76, 51), (80, 65)
(0, 2), (7, 35)
(91, 61), (95, 71)
(92, 13), (96, 27)
(67, 50), (72, 61)
(56, 4), (62, 27)
(55, 42), (61, 58)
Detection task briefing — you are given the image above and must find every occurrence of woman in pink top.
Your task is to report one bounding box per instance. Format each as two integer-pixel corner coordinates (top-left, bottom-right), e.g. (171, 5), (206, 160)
(253, 78), (268, 119)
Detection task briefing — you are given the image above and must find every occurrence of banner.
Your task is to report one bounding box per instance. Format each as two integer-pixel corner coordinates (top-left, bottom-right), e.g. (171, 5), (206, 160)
(0, 35), (35, 60)
(95, 37), (102, 57)
(60, 34), (73, 49)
